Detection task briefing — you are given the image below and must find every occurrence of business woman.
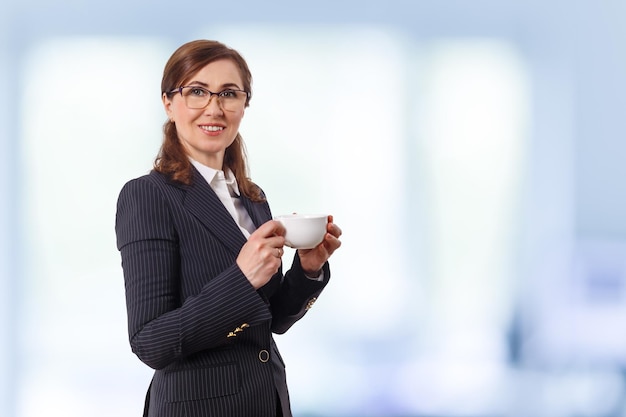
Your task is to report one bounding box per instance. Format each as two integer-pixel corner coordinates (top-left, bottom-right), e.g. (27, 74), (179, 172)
(115, 40), (342, 417)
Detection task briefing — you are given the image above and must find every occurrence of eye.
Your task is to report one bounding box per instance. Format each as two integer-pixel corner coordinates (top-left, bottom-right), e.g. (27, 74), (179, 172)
(218, 89), (238, 99)
(188, 87), (208, 97)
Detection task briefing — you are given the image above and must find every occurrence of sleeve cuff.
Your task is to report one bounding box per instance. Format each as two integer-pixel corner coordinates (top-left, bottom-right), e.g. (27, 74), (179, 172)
(304, 269), (325, 281)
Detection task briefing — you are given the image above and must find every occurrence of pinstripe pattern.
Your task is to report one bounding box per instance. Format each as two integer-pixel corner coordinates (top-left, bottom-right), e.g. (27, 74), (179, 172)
(115, 168), (330, 417)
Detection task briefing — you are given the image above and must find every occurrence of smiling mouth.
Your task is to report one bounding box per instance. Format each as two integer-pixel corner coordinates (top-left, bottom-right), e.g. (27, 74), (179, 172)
(200, 125), (224, 132)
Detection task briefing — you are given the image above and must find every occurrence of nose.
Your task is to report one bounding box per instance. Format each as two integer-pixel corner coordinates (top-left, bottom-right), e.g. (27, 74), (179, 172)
(204, 94), (224, 115)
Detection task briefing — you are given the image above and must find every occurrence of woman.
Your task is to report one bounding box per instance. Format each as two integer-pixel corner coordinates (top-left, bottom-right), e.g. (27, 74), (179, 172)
(115, 40), (342, 417)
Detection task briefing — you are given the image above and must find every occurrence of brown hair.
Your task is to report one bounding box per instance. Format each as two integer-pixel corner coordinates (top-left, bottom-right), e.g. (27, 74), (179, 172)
(155, 40), (264, 202)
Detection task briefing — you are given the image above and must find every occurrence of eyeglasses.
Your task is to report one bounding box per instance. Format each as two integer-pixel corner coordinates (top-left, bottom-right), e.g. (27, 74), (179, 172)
(168, 86), (250, 111)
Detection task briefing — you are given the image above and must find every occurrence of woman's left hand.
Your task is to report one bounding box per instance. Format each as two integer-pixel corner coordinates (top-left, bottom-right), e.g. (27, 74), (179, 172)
(298, 215), (342, 276)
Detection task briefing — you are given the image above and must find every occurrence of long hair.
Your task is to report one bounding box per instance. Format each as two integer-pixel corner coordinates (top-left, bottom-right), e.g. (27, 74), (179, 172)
(155, 40), (264, 202)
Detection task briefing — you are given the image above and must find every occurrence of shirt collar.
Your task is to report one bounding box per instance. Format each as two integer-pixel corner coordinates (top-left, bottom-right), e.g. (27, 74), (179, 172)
(189, 158), (241, 197)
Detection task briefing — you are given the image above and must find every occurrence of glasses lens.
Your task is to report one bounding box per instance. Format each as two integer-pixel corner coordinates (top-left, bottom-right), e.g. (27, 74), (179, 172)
(183, 87), (208, 109)
(182, 87), (246, 111)
(218, 90), (246, 112)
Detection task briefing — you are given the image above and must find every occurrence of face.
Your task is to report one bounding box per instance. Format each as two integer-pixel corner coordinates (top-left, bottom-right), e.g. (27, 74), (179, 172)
(163, 59), (246, 170)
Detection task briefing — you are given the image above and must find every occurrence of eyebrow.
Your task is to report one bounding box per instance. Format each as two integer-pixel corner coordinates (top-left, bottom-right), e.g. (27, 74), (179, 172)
(187, 80), (243, 90)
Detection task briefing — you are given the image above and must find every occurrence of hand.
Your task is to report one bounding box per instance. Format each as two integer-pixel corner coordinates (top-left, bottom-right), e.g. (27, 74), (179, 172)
(237, 220), (286, 289)
(298, 215), (342, 276)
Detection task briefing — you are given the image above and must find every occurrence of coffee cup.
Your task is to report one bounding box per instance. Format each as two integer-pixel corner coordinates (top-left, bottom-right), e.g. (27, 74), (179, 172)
(274, 214), (328, 249)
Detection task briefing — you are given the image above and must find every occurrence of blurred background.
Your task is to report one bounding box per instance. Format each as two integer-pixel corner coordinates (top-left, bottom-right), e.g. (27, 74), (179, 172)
(1, 0), (626, 416)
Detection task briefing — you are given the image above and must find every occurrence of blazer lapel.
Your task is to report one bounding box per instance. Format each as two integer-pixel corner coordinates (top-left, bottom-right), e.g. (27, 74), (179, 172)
(240, 194), (271, 229)
(182, 170), (247, 256)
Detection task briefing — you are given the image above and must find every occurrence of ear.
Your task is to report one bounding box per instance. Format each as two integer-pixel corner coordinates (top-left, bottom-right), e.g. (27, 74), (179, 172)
(162, 92), (174, 121)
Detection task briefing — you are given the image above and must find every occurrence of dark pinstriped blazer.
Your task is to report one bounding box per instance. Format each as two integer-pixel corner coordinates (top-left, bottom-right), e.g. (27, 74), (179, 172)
(115, 168), (330, 417)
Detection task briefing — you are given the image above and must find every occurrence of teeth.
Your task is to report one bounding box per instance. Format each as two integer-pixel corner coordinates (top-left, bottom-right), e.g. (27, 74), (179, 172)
(201, 125), (224, 132)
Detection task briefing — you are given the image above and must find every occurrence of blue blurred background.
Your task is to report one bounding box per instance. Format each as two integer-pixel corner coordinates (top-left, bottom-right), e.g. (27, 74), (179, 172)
(2, 1), (626, 416)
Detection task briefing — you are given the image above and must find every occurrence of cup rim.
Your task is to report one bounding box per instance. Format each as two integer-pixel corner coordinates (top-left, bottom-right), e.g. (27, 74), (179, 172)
(274, 214), (327, 220)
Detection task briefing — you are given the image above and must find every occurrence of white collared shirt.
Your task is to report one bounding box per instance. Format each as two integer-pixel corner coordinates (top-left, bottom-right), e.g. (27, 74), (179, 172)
(190, 158), (324, 281)
(190, 159), (256, 239)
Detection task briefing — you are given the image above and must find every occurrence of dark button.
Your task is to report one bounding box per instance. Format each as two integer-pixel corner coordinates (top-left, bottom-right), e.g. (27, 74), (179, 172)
(258, 349), (270, 363)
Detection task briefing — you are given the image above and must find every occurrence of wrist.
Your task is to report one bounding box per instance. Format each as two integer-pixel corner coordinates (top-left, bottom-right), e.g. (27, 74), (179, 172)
(303, 268), (322, 279)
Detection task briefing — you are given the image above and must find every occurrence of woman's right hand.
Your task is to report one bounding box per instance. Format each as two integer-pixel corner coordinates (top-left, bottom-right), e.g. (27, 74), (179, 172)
(236, 220), (286, 289)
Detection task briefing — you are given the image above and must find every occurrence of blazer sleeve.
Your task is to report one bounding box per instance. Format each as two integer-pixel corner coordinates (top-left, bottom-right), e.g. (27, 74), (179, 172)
(269, 253), (331, 334)
(115, 178), (272, 370)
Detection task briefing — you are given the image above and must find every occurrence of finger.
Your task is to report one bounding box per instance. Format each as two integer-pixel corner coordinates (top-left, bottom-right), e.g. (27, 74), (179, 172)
(256, 220), (286, 238)
(270, 220), (286, 236)
(266, 234), (286, 249)
(264, 240), (285, 257)
(264, 246), (279, 263)
(323, 233), (342, 253)
(327, 223), (342, 238)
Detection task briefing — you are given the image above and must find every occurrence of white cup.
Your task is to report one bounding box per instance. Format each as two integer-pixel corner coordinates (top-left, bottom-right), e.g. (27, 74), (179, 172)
(274, 214), (328, 249)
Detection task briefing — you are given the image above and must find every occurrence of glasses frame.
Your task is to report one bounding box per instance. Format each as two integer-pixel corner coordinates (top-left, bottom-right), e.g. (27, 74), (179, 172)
(168, 85), (251, 111)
